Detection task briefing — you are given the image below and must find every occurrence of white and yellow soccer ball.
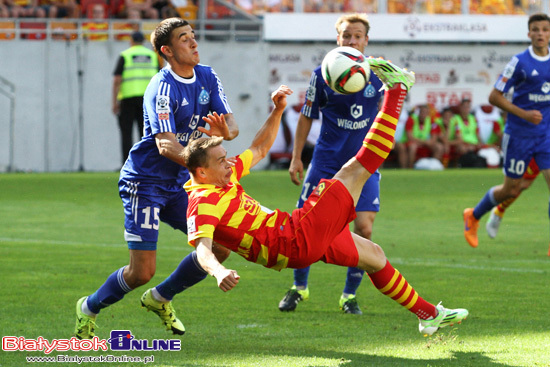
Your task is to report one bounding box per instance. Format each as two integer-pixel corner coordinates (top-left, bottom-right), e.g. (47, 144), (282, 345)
(321, 46), (371, 95)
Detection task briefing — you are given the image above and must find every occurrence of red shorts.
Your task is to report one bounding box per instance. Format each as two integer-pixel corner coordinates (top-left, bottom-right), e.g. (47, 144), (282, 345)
(287, 179), (358, 269)
(524, 158), (540, 180)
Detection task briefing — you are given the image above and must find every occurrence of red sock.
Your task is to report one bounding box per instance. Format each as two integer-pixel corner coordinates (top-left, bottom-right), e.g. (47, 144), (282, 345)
(368, 261), (436, 320)
(356, 84), (408, 173)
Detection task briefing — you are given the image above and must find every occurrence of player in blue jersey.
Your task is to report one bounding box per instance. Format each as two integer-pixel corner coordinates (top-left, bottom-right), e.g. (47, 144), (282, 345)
(74, 18), (239, 339)
(278, 13), (384, 315)
(463, 13), (550, 249)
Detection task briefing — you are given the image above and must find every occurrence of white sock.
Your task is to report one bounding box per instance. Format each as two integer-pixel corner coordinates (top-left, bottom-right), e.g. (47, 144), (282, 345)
(81, 297), (97, 317)
(151, 287), (170, 303)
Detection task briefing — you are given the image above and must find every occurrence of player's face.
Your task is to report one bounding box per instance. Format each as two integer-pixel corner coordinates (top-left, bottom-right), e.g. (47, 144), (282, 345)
(204, 145), (233, 187)
(528, 20), (550, 54)
(163, 25), (199, 75)
(337, 21), (368, 54)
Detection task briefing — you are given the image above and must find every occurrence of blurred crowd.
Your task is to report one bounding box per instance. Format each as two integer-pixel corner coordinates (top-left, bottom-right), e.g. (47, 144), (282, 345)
(0, 0), (543, 20)
(391, 98), (505, 169)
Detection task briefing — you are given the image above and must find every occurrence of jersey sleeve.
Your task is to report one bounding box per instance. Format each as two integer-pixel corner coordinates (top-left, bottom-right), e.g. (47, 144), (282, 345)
(494, 55), (522, 94)
(208, 68), (233, 115)
(301, 69), (324, 120)
(187, 189), (223, 247)
(231, 150), (253, 181)
(144, 76), (178, 136)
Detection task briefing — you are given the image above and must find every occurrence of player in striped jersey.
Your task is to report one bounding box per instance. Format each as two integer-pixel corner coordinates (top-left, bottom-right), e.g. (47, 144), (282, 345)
(464, 13), (550, 249)
(184, 69), (468, 337)
(75, 18), (239, 339)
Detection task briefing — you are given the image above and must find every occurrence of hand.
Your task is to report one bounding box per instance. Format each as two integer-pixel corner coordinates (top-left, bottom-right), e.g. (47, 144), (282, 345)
(200, 112), (231, 139)
(271, 85), (293, 110)
(213, 267), (240, 292)
(288, 158), (304, 186)
(522, 110), (543, 125)
(112, 102), (120, 116)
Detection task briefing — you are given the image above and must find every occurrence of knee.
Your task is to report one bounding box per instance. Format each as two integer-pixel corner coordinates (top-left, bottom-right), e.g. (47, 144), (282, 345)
(124, 267), (155, 288)
(354, 221), (373, 240)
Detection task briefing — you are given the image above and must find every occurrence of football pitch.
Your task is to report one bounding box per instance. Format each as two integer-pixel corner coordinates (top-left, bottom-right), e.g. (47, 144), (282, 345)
(1, 168), (549, 367)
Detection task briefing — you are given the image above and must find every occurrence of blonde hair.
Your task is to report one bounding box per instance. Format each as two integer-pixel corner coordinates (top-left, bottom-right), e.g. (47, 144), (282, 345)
(335, 13), (370, 36)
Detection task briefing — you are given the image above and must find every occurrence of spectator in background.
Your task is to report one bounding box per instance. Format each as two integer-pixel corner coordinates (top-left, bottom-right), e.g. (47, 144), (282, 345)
(8, 0), (46, 17)
(0, 0), (10, 17)
(448, 98), (483, 166)
(124, 0), (158, 18)
(46, 0), (79, 18)
(112, 31), (160, 165)
(82, 3), (108, 40)
(395, 104), (444, 168)
(438, 106), (454, 167)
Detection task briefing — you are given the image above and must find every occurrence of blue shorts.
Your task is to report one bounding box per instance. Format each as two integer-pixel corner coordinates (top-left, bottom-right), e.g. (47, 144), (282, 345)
(502, 133), (550, 179)
(119, 179), (188, 250)
(297, 167), (380, 212)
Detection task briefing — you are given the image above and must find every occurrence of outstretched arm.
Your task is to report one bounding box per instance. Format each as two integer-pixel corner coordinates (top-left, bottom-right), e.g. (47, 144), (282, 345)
(248, 85), (293, 168)
(195, 237), (240, 292)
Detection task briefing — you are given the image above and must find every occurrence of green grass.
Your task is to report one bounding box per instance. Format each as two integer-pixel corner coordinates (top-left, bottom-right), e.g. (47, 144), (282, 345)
(1, 169), (550, 367)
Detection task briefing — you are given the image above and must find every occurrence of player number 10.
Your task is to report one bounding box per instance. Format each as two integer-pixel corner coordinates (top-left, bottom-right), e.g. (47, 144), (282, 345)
(507, 158), (525, 176)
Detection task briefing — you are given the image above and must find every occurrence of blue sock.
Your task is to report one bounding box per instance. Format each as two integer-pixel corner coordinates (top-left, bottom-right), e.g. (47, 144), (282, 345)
(87, 266), (132, 314)
(293, 266), (310, 288)
(155, 252), (207, 301)
(343, 267), (365, 295)
(473, 187), (497, 219)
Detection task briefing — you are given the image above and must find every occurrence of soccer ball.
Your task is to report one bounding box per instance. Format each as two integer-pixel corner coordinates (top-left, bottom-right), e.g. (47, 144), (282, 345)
(321, 46), (371, 95)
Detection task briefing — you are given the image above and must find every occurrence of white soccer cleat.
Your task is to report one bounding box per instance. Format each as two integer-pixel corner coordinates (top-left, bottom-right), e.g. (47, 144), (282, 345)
(486, 210), (502, 239)
(418, 302), (469, 337)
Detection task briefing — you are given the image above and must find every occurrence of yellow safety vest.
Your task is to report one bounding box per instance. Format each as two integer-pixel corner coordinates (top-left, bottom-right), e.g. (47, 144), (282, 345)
(119, 45), (159, 99)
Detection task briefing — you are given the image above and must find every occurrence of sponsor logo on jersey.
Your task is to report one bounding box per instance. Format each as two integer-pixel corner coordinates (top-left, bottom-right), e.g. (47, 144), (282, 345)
(542, 82), (550, 94)
(532, 69), (539, 76)
(156, 95), (169, 113)
(181, 98), (189, 107)
(337, 118), (370, 130)
(350, 104), (363, 119)
(198, 89), (210, 105)
(306, 85), (316, 102)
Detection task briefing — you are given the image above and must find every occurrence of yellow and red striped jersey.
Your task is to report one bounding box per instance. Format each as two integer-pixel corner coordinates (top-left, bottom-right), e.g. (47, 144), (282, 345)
(185, 150), (293, 270)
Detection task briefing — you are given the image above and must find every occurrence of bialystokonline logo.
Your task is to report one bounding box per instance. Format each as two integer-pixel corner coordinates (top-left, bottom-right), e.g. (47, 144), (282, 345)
(2, 330), (181, 354)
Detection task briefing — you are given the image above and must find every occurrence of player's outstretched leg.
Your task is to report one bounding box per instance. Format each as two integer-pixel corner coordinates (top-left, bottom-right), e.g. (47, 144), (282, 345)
(355, 59), (415, 174)
(367, 261), (468, 336)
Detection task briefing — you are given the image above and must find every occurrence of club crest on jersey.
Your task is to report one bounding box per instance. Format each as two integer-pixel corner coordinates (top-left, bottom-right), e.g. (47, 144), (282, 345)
(198, 89), (210, 105)
(313, 182), (326, 196)
(363, 84), (376, 98)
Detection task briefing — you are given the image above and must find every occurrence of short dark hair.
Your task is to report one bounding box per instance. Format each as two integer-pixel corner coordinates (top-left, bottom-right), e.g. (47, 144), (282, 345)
(183, 136), (224, 175)
(151, 17), (190, 60)
(528, 13), (550, 30)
